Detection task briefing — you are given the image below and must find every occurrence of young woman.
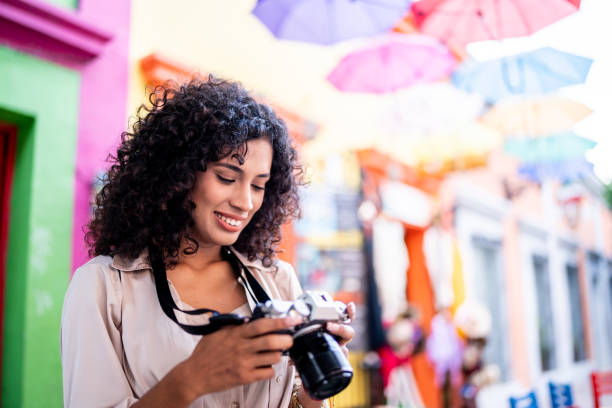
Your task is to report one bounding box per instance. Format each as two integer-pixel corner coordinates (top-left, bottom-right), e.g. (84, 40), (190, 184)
(61, 78), (355, 408)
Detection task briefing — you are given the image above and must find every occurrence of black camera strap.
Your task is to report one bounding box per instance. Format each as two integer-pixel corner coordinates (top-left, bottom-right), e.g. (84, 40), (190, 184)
(149, 246), (271, 336)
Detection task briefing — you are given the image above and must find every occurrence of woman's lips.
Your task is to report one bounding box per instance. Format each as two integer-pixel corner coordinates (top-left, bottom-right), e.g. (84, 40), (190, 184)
(214, 212), (244, 232)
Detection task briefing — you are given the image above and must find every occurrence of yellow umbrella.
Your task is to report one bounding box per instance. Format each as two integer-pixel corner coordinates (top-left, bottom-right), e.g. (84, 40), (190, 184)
(376, 122), (503, 176)
(480, 97), (592, 137)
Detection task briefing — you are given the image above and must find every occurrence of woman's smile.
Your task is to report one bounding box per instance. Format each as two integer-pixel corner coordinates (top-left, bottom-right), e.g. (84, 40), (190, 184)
(214, 211), (245, 232)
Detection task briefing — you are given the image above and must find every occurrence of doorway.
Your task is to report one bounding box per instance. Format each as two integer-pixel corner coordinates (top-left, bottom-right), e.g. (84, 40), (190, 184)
(0, 123), (17, 391)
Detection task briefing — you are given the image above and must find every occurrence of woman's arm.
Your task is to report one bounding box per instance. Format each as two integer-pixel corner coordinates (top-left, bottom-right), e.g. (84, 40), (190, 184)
(61, 263), (138, 407)
(131, 362), (195, 408)
(62, 261), (300, 407)
(133, 315), (302, 407)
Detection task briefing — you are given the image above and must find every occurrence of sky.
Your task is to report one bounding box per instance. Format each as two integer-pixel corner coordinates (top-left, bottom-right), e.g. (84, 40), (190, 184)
(467, 0), (612, 183)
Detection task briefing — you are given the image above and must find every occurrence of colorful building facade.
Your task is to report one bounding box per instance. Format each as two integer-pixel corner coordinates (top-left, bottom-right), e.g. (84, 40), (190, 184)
(0, 0), (130, 405)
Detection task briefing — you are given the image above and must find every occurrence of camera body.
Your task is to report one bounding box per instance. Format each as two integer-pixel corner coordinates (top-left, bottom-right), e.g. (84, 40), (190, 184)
(251, 291), (353, 399)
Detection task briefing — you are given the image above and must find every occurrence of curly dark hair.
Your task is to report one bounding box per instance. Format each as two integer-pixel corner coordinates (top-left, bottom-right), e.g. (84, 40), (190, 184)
(86, 77), (303, 267)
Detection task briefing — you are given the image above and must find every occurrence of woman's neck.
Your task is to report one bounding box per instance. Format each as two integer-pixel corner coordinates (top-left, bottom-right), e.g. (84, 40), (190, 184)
(176, 240), (224, 273)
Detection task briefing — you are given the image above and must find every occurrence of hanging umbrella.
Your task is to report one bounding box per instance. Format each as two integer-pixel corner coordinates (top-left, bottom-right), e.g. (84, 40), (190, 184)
(518, 159), (593, 183)
(327, 35), (456, 94)
(379, 82), (486, 134)
(252, 0), (411, 45)
(376, 122), (503, 176)
(480, 98), (592, 136)
(451, 47), (592, 103)
(504, 131), (596, 163)
(411, 0), (580, 50)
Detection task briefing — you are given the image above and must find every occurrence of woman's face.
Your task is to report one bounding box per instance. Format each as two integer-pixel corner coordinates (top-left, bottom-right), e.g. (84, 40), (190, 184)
(190, 138), (273, 248)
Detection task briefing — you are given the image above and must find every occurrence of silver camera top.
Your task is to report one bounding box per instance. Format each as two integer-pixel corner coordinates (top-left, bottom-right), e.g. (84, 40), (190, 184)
(255, 290), (349, 323)
(298, 291), (349, 323)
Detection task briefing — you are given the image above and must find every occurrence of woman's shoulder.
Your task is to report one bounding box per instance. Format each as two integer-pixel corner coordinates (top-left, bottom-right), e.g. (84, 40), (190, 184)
(66, 256), (123, 304)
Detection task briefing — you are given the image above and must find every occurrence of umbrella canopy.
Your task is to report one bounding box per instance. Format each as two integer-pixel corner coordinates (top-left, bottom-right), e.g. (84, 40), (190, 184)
(327, 35), (456, 94)
(518, 159), (593, 183)
(479, 98), (592, 136)
(377, 122), (503, 175)
(452, 47), (592, 103)
(380, 82), (485, 134)
(252, 0), (411, 45)
(504, 132), (596, 163)
(412, 0), (579, 50)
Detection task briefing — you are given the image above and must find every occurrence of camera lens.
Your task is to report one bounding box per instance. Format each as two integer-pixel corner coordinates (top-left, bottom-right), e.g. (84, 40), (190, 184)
(289, 330), (353, 400)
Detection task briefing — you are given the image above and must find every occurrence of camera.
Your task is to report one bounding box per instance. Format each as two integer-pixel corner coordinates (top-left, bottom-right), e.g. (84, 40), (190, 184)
(251, 291), (353, 399)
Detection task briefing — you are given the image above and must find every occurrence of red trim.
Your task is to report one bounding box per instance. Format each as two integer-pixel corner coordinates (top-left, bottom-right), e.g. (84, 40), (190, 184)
(591, 371), (612, 408)
(0, 123), (17, 389)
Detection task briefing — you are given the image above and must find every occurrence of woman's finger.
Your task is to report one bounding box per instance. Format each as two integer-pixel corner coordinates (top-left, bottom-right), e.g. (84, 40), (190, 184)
(346, 302), (356, 322)
(247, 333), (294, 353)
(326, 322), (355, 346)
(251, 350), (284, 368)
(241, 316), (301, 338)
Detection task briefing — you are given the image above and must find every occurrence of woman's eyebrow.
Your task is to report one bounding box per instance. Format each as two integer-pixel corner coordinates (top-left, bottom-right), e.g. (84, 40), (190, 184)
(215, 163), (270, 178)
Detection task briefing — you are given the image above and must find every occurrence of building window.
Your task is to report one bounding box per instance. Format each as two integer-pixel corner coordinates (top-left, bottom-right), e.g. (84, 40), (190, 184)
(472, 236), (510, 381)
(587, 254), (612, 367)
(532, 255), (556, 371)
(566, 264), (587, 362)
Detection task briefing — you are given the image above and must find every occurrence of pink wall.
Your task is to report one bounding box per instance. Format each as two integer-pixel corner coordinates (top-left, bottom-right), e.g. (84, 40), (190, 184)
(70, 0), (130, 271)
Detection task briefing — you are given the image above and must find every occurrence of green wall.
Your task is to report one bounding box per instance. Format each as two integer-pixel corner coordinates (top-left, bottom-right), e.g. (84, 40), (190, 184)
(0, 46), (80, 407)
(43, 0), (78, 10)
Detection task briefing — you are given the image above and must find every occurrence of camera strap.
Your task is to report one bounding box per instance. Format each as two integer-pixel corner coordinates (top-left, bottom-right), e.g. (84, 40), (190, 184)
(149, 246), (271, 336)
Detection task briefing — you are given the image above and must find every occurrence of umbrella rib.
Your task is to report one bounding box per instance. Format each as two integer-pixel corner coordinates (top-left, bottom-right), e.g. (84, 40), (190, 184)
(360, 0), (390, 36)
(478, 0), (499, 40)
(508, 0), (533, 33)
(327, 0), (336, 43)
(529, 57), (584, 89)
(430, 0), (470, 47)
(360, 0), (411, 11)
(359, 0), (413, 34)
(501, 56), (526, 95)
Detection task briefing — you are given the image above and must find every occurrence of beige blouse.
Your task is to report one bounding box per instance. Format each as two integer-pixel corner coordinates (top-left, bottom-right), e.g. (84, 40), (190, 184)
(61, 249), (303, 408)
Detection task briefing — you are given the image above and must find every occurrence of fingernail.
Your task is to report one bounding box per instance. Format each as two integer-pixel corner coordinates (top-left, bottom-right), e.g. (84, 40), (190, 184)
(286, 316), (302, 325)
(327, 323), (339, 331)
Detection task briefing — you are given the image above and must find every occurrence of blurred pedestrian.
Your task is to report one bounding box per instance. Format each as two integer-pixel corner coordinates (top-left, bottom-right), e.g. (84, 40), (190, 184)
(61, 78), (355, 408)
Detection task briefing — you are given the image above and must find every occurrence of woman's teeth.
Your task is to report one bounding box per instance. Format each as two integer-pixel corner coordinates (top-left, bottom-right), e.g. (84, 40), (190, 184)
(216, 213), (242, 227)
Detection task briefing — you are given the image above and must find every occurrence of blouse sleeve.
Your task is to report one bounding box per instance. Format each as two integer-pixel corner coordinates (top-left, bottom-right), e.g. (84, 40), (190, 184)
(60, 259), (138, 408)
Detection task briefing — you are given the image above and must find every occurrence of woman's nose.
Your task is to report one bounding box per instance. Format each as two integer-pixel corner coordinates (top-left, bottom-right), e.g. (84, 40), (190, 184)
(230, 183), (253, 212)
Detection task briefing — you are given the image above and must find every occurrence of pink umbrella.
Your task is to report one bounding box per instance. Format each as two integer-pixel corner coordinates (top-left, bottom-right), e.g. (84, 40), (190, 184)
(412, 0), (580, 50)
(327, 35), (456, 94)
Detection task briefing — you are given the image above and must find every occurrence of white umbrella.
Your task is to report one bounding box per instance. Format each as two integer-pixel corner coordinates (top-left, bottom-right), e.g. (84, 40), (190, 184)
(380, 82), (486, 135)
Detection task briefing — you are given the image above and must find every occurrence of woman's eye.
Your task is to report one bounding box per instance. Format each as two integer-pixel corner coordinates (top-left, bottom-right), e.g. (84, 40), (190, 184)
(252, 184), (265, 192)
(216, 175), (235, 184)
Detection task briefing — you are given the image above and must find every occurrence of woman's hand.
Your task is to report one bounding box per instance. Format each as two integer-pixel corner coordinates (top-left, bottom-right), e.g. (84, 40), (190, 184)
(180, 315), (302, 401)
(326, 301), (356, 357)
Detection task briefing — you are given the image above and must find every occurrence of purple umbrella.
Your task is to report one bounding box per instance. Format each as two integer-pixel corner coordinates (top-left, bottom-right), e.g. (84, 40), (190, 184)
(327, 35), (456, 94)
(252, 0), (411, 45)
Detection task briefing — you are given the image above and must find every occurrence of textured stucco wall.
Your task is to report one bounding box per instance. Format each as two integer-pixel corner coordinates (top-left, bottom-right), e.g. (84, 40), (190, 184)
(0, 45), (79, 407)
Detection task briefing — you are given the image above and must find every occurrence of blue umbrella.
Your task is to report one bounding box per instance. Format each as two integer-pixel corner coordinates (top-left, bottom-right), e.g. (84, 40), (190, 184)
(252, 0), (411, 45)
(452, 47), (592, 102)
